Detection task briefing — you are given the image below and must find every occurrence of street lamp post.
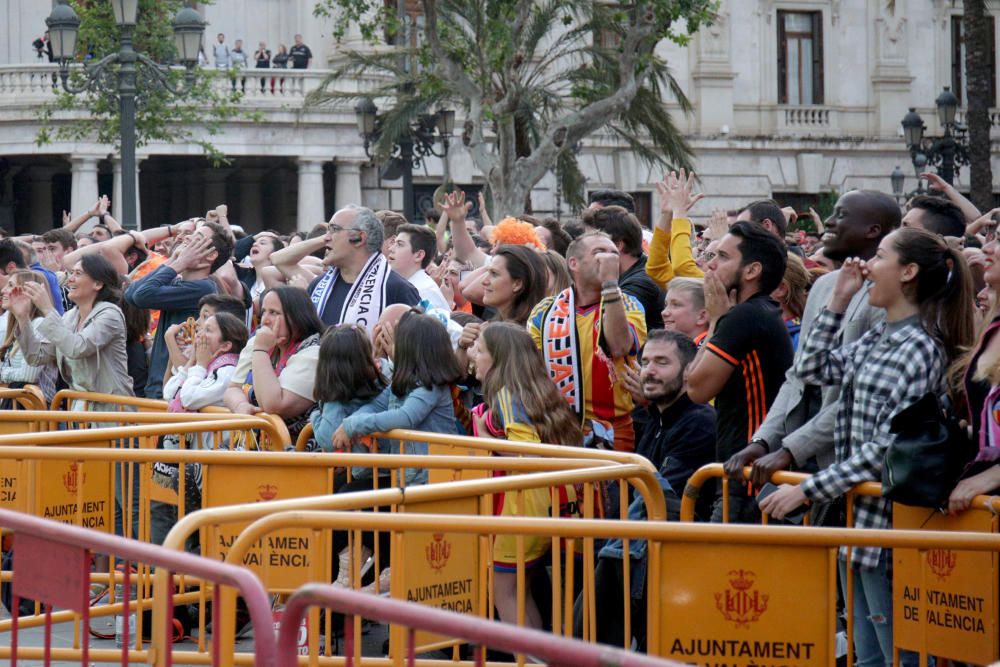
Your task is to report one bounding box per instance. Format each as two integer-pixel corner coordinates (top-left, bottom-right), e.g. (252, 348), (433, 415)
(46, 0), (205, 230)
(900, 87), (970, 192)
(354, 99), (455, 223)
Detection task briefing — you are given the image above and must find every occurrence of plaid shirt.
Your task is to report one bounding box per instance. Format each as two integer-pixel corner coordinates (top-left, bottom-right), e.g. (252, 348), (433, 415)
(796, 308), (945, 569)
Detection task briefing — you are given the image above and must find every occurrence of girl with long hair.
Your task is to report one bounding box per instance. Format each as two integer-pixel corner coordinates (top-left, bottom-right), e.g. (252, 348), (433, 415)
(771, 252), (812, 350)
(0, 270), (58, 403)
(470, 322), (584, 629)
(328, 311), (461, 592)
(311, 324), (387, 453)
(331, 311), (461, 469)
(760, 227), (974, 667)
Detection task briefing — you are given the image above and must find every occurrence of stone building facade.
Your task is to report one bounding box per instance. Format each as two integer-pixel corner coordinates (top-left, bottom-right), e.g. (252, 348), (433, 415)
(0, 0), (997, 234)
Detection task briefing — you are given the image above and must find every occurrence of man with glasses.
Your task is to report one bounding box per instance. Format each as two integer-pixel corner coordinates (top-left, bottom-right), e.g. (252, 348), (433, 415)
(273, 206), (418, 332)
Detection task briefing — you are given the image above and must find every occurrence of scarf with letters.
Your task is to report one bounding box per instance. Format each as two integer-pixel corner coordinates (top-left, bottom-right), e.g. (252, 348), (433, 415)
(310, 253), (389, 336)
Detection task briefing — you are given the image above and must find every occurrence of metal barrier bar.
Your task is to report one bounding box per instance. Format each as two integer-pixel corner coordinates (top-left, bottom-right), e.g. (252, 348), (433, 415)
(679, 463), (883, 522)
(0, 508), (276, 667)
(277, 584), (684, 667)
(251, 512), (1000, 662)
(310, 425), (657, 471)
(163, 465), (661, 667)
(0, 386), (47, 411)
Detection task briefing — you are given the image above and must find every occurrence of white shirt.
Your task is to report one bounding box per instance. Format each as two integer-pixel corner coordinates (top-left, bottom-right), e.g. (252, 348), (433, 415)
(408, 269), (450, 313)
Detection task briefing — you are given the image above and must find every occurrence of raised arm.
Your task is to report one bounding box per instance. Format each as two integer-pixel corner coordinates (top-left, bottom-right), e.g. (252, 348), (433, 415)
(63, 199), (102, 234)
(922, 172), (982, 222)
(442, 191), (487, 267)
(61, 230), (138, 272)
(268, 235), (327, 283)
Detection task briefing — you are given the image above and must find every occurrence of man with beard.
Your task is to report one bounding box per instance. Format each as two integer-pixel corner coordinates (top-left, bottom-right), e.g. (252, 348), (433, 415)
(576, 329), (715, 649)
(723, 191), (895, 515)
(686, 221), (792, 523)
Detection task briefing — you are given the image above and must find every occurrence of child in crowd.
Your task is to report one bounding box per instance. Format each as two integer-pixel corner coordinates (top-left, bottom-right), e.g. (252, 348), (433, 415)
(311, 324), (387, 455)
(331, 310), (462, 484)
(470, 322), (584, 629)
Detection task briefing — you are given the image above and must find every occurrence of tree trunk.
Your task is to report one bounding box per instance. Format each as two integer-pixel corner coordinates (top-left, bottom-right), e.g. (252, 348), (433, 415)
(964, 0), (994, 211)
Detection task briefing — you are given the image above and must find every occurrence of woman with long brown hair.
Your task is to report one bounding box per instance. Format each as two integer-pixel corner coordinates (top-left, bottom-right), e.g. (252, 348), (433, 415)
(470, 322), (583, 629)
(761, 227), (974, 667)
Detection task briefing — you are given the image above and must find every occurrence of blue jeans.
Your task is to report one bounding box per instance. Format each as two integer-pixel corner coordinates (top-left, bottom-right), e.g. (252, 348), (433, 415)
(838, 555), (918, 667)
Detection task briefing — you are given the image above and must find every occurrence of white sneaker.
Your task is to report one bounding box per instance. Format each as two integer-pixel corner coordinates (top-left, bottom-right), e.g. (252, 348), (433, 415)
(333, 545), (374, 588)
(360, 568), (391, 595)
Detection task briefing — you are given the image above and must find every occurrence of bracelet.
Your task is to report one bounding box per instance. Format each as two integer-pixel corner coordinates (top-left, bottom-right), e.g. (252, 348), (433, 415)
(600, 280), (619, 291)
(253, 348), (270, 354)
(602, 296), (621, 305)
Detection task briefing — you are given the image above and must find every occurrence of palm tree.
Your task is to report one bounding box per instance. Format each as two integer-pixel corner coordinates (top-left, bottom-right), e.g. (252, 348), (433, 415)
(964, 0), (995, 212)
(308, 0), (714, 218)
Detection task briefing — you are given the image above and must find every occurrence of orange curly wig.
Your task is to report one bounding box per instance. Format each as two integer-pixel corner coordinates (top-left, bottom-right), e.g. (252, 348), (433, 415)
(491, 217), (545, 249)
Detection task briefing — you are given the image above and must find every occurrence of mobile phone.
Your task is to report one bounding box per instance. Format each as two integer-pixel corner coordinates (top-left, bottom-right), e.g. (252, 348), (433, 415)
(459, 270), (472, 282)
(756, 482), (807, 524)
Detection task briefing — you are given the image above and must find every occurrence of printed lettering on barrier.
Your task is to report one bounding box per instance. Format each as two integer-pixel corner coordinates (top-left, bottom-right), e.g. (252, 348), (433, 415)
(0, 420), (63, 512)
(893, 503), (998, 664)
(34, 458), (113, 531)
(395, 497), (480, 651)
(203, 464), (331, 591)
(427, 442), (489, 484)
(657, 542), (835, 666)
(0, 460), (21, 510)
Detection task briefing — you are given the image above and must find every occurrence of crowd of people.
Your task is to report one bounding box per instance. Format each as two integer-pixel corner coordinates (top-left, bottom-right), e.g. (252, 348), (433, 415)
(8, 169), (1000, 662)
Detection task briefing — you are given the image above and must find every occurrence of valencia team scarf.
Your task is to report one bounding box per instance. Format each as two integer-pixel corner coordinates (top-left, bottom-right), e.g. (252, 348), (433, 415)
(310, 253), (390, 336)
(541, 288), (586, 423)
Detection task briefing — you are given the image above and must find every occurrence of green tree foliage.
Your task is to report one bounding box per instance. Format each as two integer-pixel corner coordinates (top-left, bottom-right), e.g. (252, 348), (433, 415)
(311, 0), (716, 217)
(36, 0), (250, 162)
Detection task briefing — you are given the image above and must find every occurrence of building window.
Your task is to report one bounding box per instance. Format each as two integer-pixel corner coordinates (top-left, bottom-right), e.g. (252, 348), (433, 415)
(628, 191), (652, 230)
(777, 11), (823, 105)
(951, 15), (997, 107)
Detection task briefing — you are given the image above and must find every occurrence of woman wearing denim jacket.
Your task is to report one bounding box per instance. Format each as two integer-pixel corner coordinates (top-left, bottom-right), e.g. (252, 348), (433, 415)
(332, 310), (461, 485)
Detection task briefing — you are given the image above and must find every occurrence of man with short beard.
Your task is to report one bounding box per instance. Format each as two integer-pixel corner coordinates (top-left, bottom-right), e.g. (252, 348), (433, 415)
(686, 221), (792, 523)
(577, 329), (714, 649)
(723, 191), (895, 514)
(633, 329), (716, 509)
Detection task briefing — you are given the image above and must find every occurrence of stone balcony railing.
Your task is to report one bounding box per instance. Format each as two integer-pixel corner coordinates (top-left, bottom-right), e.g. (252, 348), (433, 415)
(775, 105), (840, 136)
(0, 63), (377, 112)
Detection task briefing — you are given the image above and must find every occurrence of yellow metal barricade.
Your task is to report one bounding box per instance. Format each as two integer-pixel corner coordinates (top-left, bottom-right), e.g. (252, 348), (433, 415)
(205, 510), (1000, 667)
(158, 463), (663, 667)
(679, 462), (1000, 666)
(48, 391), (292, 451)
(0, 385), (46, 411)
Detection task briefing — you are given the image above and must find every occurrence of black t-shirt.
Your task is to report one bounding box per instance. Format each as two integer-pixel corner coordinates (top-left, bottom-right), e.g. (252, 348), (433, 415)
(620, 256), (664, 331)
(308, 268), (420, 327)
(289, 44), (312, 68)
(703, 293), (793, 462)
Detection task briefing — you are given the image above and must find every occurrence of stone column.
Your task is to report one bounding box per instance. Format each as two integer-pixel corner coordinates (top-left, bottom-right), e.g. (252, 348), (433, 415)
(70, 155), (100, 228)
(111, 159), (123, 222)
(296, 158), (327, 231)
(334, 159), (363, 211)
(27, 166), (56, 234)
